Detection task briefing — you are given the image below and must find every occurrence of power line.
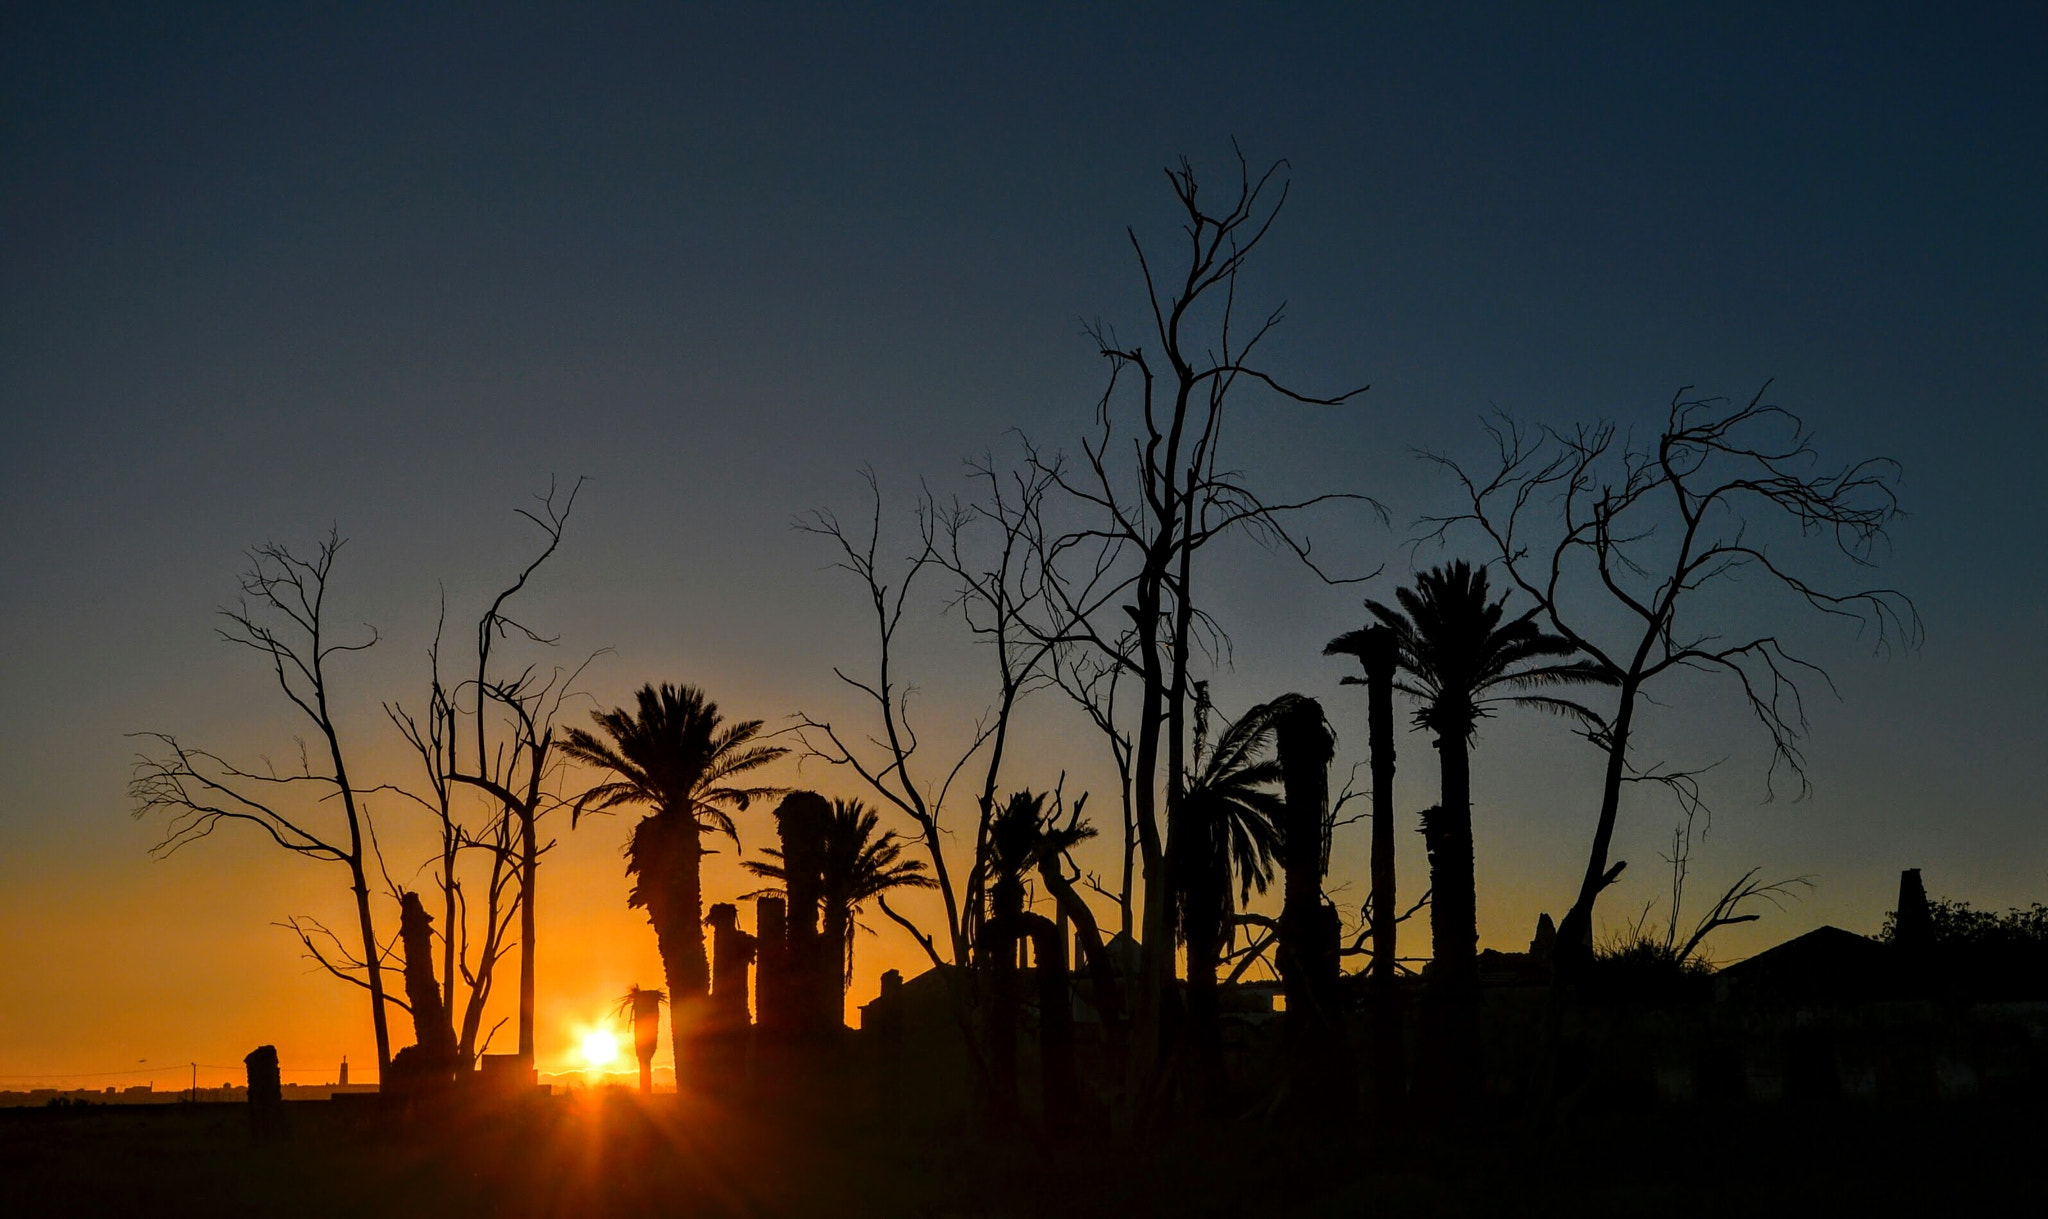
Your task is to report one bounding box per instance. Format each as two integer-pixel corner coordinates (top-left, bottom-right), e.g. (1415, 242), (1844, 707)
(1, 1064), (344, 1081)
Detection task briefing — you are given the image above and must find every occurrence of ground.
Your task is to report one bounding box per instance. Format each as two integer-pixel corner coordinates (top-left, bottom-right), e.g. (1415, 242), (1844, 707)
(3, 1092), (2039, 1217)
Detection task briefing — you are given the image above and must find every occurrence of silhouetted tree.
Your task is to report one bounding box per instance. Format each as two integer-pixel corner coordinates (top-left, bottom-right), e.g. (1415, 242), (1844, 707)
(563, 684), (787, 1090)
(388, 479), (586, 1072)
(130, 532), (398, 1072)
(1422, 390), (1920, 972)
(615, 985), (666, 1096)
(1017, 149), (1378, 1111)
(1176, 691), (1290, 1103)
(441, 480), (586, 1069)
(978, 790), (1090, 1132)
(748, 798), (934, 1013)
(1273, 695), (1347, 1117)
(1322, 623), (1402, 1111)
(1355, 562), (1605, 988)
(763, 792), (835, 1036)
(704, 904), (756, 1031)
(793, 464), (1059, 979)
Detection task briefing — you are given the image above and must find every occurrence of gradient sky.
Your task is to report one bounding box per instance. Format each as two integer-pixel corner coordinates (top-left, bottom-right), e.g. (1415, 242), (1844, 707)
(4, 3), (2044, 1088)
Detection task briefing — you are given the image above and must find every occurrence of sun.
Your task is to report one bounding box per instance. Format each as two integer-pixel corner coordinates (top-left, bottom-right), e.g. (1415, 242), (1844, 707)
(580, 1029), (620, 1070)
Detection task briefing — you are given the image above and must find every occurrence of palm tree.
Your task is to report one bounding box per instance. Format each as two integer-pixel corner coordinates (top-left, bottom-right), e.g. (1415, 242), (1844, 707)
(614, 985), (667, 1096)
(562, 683), (786, 1087)
(1353, 562), (1605, 986)
(986, 790), (1097, 927)
(1178, 697), (1291, 994)
(745, 798), (933, 1008)
(1321, 624), (1402, 1114)
(1176, 693), (1293, 1102)
(979, 790), (1095, 1124)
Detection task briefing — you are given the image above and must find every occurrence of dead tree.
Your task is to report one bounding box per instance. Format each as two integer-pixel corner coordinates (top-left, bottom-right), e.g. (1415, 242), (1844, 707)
(130, 532), (398, 1072)
(1423, 388), (1919, 973)
(386, 614), (520, 1071)
(794, 465), (1057, 978)
(444, 478), (587, 1066)
(1021, 149), (1376, 1110)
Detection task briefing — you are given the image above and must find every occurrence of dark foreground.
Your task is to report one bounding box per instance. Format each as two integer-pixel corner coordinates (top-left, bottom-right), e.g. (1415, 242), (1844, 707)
(4, 1093), (2039, 1218)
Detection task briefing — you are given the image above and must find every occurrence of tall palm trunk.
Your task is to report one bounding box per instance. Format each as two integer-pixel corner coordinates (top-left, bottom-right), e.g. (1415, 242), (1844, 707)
(669, 831), (709, 1082)
(989, 872), (1026, 1104)
(1359, 626), (1402, 1112)
(636, 809), (709, 1092)
(1422, 713), (1479, 1120)
(518, 804), (539, 1065)
(1429, 725), (1477, 985)
(822, 896), (850, 1021)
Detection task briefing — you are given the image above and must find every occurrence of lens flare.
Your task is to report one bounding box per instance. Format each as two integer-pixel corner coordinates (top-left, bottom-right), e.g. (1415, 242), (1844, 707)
(580, 1029), (619, 1070)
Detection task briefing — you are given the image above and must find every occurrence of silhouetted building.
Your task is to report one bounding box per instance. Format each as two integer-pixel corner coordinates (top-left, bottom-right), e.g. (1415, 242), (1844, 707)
(1715, 926), (1891, 1004)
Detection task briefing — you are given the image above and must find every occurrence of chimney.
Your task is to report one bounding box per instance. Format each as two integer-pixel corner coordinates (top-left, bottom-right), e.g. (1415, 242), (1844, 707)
(1895, 868), (1933, 949)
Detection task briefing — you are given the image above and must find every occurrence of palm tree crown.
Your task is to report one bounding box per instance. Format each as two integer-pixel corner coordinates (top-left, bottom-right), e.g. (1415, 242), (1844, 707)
(1329, 561), (1608, 742)
(986, 791), (1097, 914)
(562, 682), (787, 846)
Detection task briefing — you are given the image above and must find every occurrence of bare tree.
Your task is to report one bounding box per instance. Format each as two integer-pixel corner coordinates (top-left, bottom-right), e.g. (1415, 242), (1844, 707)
(1019, 149), (1376, 1094)
(130, 531), (397, 1071)
(792, 464), (1058, 974)
(385, 605), (522, 1069)
(1422, 386), (1920, 972)
(443, 478), (587, 1065)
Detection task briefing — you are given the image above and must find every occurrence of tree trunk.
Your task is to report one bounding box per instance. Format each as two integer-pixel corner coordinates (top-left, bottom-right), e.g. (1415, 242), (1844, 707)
(670, 831), (709, 1090)
(631, 989), (663, 1097)
(1130, 575), (1172, 1107)
(398, 892), (453, 1064)
(1275, 697), (1346, 1120)
(347, 862), (392, 1074)
(1038, 858), (1130, 1083)
(654, 920), (692, 1097)
(1361, 626), (1401, 1112)
(1025, 914), (1078, 1140)
(1555, 680), (1638, 976)
(441, 842), (459, 1064)
(985, 877), (1024, 1122)
(517, 803), (538, 1064)
(773, 793), (832, 1037)
(1431, 732), (1476, 985)
(705, 903), (757, 1097)
(1422, 722), (1479, 1121)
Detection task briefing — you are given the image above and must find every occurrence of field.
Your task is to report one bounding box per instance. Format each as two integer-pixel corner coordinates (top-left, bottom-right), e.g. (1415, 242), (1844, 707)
(4, 1091), (2040, 1217)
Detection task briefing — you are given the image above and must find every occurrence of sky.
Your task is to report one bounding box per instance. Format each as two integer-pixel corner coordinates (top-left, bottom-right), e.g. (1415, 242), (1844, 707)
(3, 3), (2044, 1089)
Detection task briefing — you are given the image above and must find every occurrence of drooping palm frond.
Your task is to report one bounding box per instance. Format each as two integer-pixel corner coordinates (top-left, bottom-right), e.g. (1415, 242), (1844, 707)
(612, 984), (667, 1022)
(1177, 695), (1304, 949)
